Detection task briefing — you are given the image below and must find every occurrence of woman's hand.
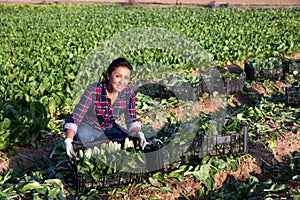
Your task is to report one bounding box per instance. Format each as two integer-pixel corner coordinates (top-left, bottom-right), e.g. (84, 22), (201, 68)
(136, 131), (147, 150)
(64, 138), (75, 158)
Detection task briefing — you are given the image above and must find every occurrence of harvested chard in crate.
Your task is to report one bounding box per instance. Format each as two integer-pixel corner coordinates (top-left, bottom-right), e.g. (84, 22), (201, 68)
(72, 138), (145, 194)
(198, 117), (248, 158)
(199, 127), (248, 158)
(244, 57), (287, 81)
(201, 68), (246, 95)
(220, 71), (246, 94)
(143, 117), (201, 173)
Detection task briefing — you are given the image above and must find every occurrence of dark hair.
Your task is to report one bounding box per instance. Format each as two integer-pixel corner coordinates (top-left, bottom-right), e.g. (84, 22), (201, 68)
(105, 57), (133, 81)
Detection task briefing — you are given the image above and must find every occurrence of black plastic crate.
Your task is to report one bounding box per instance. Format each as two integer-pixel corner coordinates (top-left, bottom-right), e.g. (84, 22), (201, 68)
(277, 57), (300, 75)
(134, 77), (205, 102)
(143, 132), (202, 174)
(74, 163), (144, 194)
(190, 78), (206, 99)
(198, 126), (248, 158)
(244, 60), (287, 81)
(287, 59), (300, 75)
(70, 125), (248, 193)
(161, 76), (205, 101)
(161, 136), (202, 173)
(222, 73), (246, 94)
(71, 140), (145, 194)
(201, 75), (246, 95)
(201, 70), (225, 95)
(285, 86), (300, 107)
(200, 69), (245, 95)
(144, 127), (248, 173)
(134, 82), (175, 100)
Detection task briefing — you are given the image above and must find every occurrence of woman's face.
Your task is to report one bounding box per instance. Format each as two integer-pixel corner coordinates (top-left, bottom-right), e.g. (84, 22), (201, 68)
(107, 66), (131, 93)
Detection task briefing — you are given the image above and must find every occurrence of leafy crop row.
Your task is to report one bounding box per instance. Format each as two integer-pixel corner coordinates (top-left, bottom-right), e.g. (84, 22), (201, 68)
(1, 5), (299, 120)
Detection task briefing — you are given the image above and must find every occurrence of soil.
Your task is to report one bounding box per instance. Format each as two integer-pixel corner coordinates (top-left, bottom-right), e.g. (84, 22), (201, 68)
(0, 1), (299, 199)
(119, 177), (202, 200)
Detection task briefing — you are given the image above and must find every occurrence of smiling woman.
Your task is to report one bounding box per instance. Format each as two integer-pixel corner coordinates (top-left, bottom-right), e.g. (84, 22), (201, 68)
(63, 57), (147, 158)
(105, 59), (132, 103)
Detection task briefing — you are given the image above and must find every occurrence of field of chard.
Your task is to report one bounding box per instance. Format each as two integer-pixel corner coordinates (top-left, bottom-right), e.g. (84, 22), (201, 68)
(0, 4), (300, 199)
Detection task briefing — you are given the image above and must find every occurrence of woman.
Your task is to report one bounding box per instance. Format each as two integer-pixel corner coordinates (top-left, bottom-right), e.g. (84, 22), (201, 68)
(64, 57), (147, 158)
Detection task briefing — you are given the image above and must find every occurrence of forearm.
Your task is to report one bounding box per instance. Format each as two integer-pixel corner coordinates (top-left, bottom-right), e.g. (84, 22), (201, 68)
(64, 129), (76, 158)
(66, 129), (75, 140)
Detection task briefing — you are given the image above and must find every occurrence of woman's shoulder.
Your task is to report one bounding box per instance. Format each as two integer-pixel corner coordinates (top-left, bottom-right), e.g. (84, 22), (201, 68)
(124, 85), (136, 93)
(119, 86), (136, 99)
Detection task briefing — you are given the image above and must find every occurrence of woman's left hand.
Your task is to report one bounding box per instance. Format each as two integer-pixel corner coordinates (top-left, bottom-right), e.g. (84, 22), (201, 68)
(137, 131), (147, 150)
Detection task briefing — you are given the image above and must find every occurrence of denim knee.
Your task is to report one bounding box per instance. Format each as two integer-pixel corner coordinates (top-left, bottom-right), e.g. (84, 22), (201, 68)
(76, 123), (95, 143)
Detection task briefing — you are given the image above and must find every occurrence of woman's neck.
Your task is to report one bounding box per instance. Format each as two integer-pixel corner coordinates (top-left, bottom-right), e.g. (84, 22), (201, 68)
(106, 84), (119, 104)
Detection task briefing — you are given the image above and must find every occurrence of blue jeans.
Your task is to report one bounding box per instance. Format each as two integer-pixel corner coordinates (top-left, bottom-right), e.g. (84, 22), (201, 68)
(76, 123), (128, 143)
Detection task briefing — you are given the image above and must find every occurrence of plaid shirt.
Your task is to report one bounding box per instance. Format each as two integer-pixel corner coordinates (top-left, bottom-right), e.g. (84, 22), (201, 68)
(64, 81), (140, 133)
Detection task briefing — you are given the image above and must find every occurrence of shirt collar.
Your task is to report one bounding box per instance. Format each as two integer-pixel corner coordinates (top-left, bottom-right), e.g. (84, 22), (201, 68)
(99, 81), (128, 99)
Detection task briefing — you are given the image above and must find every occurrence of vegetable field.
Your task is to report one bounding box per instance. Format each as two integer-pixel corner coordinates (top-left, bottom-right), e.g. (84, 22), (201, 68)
(0, 4), (300, 199)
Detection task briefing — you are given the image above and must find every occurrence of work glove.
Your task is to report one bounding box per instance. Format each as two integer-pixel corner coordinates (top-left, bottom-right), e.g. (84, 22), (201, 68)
(124, 138), (135, 149)
(64, 138), (75, 158)
(136, 131), (147, 150)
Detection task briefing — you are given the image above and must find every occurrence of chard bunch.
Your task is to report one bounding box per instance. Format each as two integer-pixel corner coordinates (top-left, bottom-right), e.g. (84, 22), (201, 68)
(77, 138), (145, 179)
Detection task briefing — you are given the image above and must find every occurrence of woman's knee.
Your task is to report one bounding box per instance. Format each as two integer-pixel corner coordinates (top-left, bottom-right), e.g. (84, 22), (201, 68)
(76, 123), (94, 143)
